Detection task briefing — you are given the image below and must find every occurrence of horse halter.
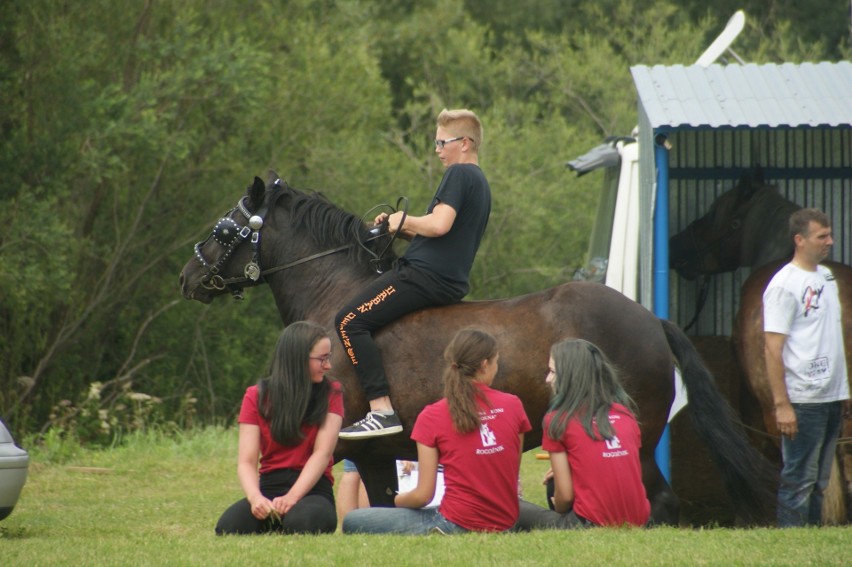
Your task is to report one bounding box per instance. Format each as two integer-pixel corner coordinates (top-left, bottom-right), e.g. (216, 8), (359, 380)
(193, 188), (271, 300)
(192, 178), (357, 300)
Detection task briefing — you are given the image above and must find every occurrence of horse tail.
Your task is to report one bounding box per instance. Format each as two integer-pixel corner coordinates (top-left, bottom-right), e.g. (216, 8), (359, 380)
(659, 318), (776, 525)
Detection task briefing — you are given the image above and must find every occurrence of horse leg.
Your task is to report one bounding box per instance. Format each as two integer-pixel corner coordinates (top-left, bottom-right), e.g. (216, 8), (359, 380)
(822, 456), (847, 524)
(643, 460), (679, 525)
(842, 434), (852, 523)
(826, 419), (852, 524)
(353, 456), (399, 508)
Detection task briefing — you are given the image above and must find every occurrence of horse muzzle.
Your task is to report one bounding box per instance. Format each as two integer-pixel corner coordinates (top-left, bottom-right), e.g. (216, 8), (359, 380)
(180, 270), (247, 303)
(672, 259), (701, 281)
(179, 270), (214, 304)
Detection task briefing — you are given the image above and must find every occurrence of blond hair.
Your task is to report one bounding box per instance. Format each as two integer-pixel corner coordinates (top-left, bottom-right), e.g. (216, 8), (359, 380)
(437, 108), (483, 153)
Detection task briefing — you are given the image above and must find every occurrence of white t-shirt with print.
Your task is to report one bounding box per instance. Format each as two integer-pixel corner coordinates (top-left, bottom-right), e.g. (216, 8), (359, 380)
(763, 263), (850, 403)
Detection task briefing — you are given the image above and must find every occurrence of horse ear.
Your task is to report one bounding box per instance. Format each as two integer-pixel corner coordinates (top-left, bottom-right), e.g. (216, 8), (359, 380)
(248, 176), (265, 208)
(736, 172), (758, 203)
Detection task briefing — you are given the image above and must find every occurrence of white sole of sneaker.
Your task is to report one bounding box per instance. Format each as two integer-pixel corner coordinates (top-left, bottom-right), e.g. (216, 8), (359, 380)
(338, 425), (403, 440)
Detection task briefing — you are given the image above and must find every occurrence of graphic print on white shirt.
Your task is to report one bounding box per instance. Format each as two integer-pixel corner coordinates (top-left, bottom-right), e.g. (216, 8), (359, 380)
(801, 284), (823, 317)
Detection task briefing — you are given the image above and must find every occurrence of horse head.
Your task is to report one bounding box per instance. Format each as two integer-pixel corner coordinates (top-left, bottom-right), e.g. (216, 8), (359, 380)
(669, 175), (798, 280)
(179, 174), (273, 303)
(179, 171), (397, 322)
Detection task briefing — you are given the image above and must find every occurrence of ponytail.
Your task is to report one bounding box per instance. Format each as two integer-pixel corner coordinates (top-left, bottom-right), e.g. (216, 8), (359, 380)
(442, 328), (498, 434)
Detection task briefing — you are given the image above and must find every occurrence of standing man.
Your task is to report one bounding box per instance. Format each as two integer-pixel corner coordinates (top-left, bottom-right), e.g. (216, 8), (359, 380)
(763, 208), (851, 527)
(336, 108), (491, 440)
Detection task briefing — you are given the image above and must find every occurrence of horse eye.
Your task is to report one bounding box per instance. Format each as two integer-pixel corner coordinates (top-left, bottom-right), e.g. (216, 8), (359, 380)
(730, 219), (742, 230)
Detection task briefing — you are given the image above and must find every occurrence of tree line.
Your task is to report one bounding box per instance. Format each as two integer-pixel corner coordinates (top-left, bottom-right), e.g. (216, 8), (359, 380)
(0, 0), (847, 441)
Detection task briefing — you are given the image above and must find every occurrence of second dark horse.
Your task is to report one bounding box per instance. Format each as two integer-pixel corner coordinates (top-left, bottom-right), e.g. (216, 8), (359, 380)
(179, 173), (775, 525)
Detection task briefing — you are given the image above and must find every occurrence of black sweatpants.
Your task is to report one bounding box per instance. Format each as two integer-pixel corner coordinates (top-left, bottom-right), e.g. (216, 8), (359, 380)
(215, 469), (336, 535)
(335, 261), (463, 401)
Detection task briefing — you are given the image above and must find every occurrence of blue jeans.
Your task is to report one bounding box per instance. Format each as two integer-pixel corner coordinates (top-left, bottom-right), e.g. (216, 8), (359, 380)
(342, 506), (469, 535)
(777, 401), (843, 527)
(513, 499), (591, 531)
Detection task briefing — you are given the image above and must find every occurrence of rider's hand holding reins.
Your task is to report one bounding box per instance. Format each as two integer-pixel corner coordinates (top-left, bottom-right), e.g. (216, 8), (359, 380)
(375, 211), (415, 240)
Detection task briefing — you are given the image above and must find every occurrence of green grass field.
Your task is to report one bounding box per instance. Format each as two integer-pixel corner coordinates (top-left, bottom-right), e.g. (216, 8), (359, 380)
(1, 427), (848, 566)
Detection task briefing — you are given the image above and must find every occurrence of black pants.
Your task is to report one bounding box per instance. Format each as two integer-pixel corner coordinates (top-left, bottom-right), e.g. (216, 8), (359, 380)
(215, 469), (336, 535)
(335, 261), (463, 401)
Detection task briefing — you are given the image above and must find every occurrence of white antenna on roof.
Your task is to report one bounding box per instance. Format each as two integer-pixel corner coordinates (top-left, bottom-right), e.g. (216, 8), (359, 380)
(695, 10), (746, 67)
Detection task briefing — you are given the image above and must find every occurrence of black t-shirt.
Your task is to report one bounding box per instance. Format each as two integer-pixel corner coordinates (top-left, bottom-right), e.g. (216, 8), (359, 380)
(404, 163), (491, 294)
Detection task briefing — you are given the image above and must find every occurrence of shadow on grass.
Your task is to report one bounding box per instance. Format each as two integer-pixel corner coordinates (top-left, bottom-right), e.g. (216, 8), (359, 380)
(0, 525), (27, 539)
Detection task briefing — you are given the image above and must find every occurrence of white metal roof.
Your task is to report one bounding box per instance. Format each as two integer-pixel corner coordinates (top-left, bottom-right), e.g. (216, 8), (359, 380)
(630, 61), (852, 130)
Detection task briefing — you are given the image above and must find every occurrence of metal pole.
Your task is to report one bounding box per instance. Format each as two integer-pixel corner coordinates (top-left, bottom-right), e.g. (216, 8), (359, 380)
(653, 133), (672, 483)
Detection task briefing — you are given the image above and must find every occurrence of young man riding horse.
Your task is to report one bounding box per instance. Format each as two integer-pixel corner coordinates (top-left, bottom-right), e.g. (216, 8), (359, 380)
(335, 108), (491, 440)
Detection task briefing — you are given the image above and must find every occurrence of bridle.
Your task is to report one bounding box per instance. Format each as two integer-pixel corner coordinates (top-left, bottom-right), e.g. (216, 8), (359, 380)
(193, 178), (349, 300)
(192, 178), (397, 300)
(193, 193), (266, 299)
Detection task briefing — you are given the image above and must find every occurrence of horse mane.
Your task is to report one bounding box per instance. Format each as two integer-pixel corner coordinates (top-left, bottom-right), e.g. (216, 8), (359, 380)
(280, 182), (399, 270)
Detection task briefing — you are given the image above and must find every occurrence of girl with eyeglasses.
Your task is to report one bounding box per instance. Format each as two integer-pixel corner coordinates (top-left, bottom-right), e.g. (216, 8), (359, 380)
(215, 321), (343, 535)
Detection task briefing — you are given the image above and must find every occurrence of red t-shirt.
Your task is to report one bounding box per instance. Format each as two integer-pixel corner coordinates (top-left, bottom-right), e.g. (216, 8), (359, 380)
(238, 380), (344, 484)
(542, 403), (649, 527)
(412, 383), (532, 531)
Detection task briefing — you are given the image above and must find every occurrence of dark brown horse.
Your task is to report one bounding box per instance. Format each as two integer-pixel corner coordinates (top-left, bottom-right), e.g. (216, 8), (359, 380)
(669, 180), (852, 522)
(669, 177), (799, 281)
(179, 173), (775, 524)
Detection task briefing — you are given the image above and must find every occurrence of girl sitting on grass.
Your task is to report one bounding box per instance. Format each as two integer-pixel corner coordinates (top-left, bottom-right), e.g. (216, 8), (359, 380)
(342, 327), (531, 534)
(215, 321), (343, 535)
(517, 338), (650, 529)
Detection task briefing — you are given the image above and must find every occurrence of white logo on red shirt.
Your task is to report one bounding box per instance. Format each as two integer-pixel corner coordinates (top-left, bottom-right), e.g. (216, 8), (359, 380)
(480, 423), (497, 447)
(602, 435), (628, 458)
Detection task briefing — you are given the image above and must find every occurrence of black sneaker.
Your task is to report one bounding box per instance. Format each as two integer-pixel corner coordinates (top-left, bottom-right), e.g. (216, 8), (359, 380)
(339, 411), (403, 439)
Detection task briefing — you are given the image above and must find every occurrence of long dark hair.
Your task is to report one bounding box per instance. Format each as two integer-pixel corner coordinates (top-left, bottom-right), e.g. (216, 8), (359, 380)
(442, 328), (497, 434)
(257, 321), (331, 445)
(546, 338), (637, 442)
